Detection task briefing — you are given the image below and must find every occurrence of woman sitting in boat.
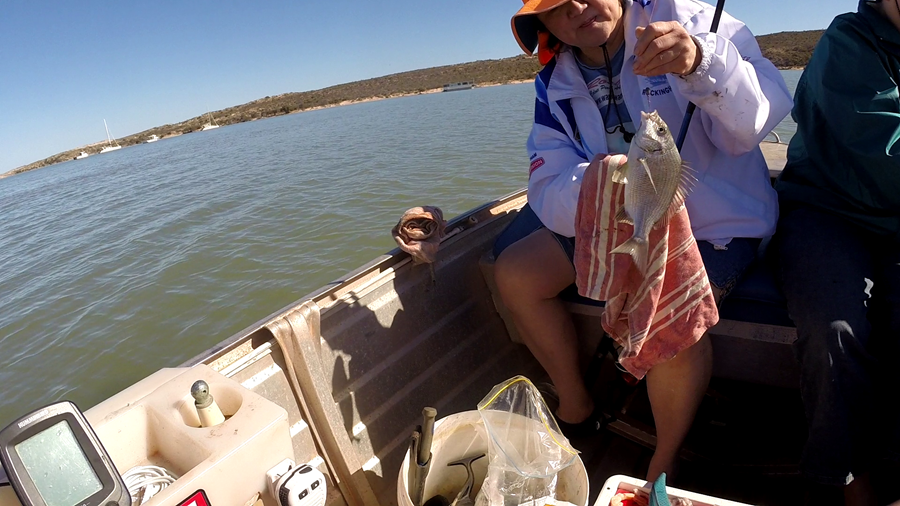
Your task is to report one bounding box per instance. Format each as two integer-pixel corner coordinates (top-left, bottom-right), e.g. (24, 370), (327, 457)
(492, 0), (792, 480)
(774, 1), (900, 503)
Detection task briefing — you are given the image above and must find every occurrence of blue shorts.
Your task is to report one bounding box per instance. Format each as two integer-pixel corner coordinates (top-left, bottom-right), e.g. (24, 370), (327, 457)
(493, 203), (760, 299)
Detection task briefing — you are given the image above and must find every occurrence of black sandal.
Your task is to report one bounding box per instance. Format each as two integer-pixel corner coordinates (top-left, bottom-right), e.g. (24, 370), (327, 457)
(555, 406), (609, 440)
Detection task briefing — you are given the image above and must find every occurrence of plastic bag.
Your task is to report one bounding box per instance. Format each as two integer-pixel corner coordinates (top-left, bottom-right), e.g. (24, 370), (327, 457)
(474, 376), (578, 506)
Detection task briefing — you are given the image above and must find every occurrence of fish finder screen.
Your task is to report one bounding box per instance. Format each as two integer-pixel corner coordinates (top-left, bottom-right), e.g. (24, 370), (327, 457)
(15, 420), (103, 506)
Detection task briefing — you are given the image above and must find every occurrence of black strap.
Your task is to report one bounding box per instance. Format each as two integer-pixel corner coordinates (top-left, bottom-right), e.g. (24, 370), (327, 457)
(675, 0), (727, 151)
(600, 43), (635, 143)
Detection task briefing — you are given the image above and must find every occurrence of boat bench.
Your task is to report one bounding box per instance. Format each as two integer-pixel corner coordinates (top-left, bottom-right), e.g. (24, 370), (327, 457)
(478, 229), (800, 389)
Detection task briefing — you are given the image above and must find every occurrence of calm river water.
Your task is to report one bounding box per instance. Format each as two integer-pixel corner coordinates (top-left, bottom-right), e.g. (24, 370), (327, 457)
(0, 72), (802, 427)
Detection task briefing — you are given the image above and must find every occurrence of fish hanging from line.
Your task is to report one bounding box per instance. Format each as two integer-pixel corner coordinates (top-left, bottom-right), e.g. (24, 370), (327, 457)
(610, 110), (695, 273)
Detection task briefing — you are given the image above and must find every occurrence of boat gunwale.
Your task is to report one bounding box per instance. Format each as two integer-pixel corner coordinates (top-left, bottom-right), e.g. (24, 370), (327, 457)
(183, 188), (528, 369)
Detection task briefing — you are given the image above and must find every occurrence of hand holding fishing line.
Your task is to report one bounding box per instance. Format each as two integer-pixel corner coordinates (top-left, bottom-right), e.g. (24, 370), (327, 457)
(632, 22), (702, 76)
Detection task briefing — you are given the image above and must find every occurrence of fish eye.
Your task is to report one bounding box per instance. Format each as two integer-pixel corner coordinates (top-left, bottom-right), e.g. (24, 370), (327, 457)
(657, 126), (667, 135)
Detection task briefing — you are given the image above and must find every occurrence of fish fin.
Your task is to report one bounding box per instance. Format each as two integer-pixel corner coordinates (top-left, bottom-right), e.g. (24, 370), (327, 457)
(676, 162), (697, 203)
(610, 236), (649, 273)
(657, 198), (687, 231)
(611, 160), (629, 184)
(673, 187), (689, 207)
(680, 160), (697, 181)
(640, 158), (658, 194)
(657, 209), (670, 231)
(615, 206), (634, 225)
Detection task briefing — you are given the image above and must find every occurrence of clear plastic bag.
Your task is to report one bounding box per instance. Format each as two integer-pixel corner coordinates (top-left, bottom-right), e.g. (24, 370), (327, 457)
(474, 376), (579, 506)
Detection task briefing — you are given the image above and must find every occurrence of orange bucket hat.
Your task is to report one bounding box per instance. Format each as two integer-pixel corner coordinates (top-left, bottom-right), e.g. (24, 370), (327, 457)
(511, 0), (569, 57)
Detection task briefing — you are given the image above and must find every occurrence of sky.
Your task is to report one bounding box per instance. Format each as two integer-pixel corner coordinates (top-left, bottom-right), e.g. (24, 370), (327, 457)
(1, 0), (856, 173)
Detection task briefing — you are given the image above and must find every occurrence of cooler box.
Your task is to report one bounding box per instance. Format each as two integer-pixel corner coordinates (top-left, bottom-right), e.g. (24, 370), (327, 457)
(595, 475), (752, 506)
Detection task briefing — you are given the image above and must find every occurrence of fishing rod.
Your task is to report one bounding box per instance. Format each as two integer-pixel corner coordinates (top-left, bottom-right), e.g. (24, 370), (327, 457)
(674, 0), (726, 152)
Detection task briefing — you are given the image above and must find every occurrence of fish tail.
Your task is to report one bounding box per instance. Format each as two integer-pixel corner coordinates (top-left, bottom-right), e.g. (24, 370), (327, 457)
(610, 236), (649, 273)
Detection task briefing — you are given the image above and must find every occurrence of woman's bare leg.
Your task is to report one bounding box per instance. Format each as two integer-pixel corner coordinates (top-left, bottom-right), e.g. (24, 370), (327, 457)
(645, 334), (713, 480)
(494, 228), (593, 423)
(496, 228), (713, 475)
(645, 285), (719, 481)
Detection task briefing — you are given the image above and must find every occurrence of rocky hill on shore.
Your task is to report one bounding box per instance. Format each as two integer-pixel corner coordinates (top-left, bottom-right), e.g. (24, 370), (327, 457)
(4, 30), (822, 178)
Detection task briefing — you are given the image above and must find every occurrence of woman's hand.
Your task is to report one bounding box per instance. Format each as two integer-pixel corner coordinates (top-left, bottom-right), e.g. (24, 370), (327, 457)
(632, 22), (702, 76)
(589, 153), (610, 174)
(591, 153), (630, 184)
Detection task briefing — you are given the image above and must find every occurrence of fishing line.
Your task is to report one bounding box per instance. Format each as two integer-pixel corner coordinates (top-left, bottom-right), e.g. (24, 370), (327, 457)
(674, 0), (726, 151)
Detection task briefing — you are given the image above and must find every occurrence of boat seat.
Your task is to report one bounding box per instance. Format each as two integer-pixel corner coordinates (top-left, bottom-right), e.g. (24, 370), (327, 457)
(719, 239), (793, 327)
(479, 233), (800, 388)
(559, 260), (794, 325)
(555, 237), (795, 328)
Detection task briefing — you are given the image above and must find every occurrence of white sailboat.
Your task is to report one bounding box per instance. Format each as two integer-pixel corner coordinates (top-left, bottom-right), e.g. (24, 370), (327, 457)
(200, 110), (219, 131)
(99, 119), (122, 153)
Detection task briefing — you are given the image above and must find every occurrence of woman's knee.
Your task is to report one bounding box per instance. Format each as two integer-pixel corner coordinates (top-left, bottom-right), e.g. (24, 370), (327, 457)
(494, 245), (547, 302)
(493, 230), (574, 303)
(494, 247), (526, 301)
(655, 334), (713, 374)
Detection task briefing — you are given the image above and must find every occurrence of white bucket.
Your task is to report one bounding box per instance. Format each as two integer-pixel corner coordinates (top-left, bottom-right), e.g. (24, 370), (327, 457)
(397, 410), (589, 506)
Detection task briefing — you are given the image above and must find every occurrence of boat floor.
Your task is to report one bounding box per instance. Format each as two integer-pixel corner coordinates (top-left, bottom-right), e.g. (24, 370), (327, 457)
(570, 352), (900, 505)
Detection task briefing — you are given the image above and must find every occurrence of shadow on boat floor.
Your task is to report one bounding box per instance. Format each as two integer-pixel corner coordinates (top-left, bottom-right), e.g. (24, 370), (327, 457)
(542, 352), (810, 505)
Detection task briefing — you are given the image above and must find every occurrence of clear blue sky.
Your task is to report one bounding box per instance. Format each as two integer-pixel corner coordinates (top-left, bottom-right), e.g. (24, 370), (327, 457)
(0, 0), (854, 172)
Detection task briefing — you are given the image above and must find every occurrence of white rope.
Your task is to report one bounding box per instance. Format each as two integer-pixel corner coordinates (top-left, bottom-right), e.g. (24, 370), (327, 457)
(122, 465), (179, 506)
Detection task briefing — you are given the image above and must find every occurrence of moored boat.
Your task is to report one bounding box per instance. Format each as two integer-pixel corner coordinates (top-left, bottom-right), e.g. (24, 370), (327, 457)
(100, 119), (122, 153)
(442, 82), (474, 92)
(201, 110), (220, 131)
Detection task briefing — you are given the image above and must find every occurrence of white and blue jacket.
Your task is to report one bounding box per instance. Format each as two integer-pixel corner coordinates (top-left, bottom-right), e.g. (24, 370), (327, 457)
(526, 0), (793, 245)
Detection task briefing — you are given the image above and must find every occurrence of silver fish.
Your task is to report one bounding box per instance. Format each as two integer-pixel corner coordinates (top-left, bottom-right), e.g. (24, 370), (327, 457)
(610, 110), (693, 273)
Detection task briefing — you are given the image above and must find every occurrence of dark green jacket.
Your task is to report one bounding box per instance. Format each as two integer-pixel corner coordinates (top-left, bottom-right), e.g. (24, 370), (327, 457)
(776, 1), (900, 235)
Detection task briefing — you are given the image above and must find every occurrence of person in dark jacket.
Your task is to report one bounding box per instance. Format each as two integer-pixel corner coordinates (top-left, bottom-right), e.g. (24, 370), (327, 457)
(775, 0), (900, 503)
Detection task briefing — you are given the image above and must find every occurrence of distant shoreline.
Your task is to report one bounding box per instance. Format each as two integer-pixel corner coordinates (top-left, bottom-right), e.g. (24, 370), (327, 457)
(2, 62), (803, 180)
(292, 80), (534, 113)
(1, 80), (536, 179)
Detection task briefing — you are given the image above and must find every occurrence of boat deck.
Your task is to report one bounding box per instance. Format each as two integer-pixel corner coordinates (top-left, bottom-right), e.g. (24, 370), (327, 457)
(179, 142), (899, 506)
